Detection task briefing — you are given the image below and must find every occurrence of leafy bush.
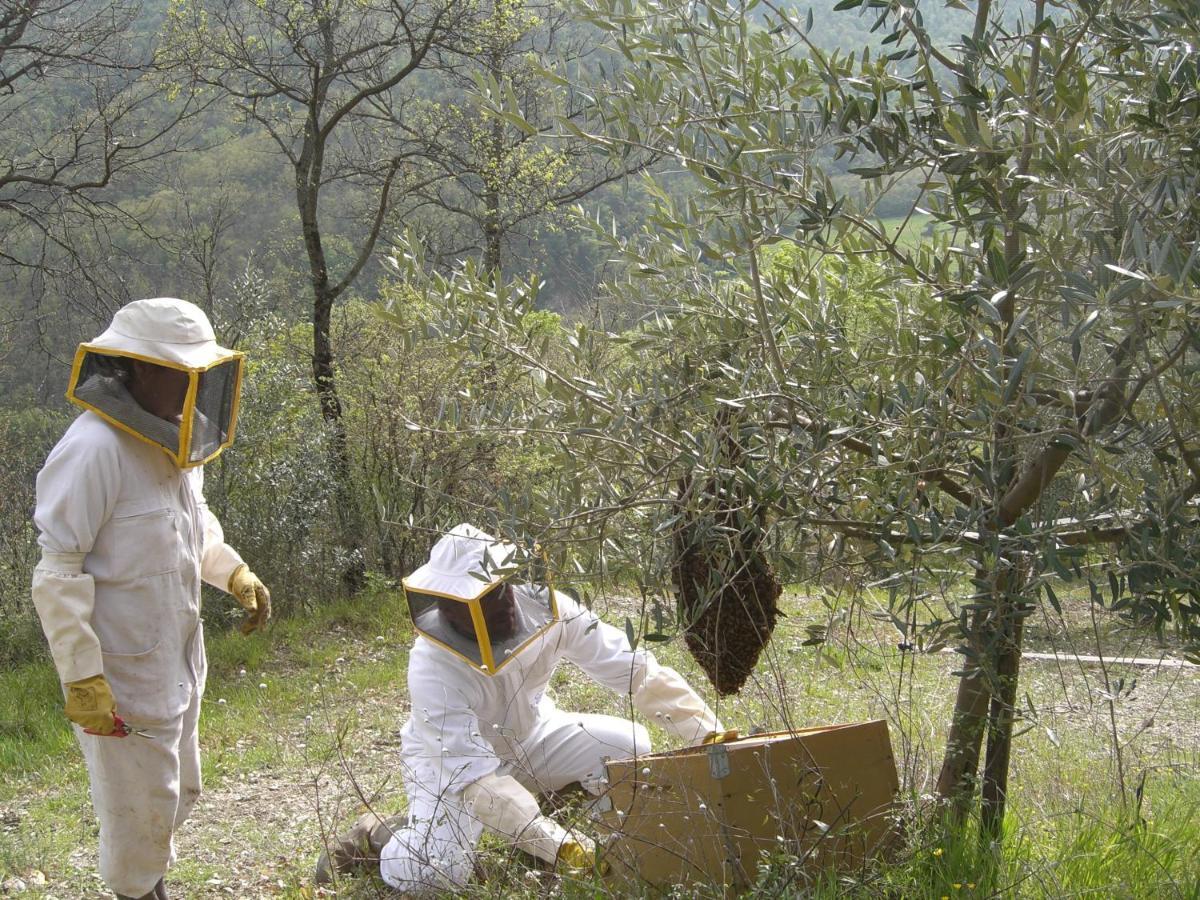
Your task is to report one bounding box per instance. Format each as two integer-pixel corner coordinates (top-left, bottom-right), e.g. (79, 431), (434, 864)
(202, 311), (344, 618)
(203, 291), (569, 619)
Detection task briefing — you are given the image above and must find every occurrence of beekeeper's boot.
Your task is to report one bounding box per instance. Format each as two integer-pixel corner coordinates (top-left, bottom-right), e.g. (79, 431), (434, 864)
(314, 811), (407, 884)
(116, 879), (166, 900)
(115, 883), (166, 900)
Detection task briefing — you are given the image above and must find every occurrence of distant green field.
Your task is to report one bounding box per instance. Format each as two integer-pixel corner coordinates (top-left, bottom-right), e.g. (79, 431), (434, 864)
(878, 211), (948, 249)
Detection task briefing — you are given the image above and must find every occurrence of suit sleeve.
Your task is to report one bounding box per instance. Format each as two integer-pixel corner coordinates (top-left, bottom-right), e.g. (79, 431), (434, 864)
(31, 427), (120, 684)
(557, 592), (723, 745)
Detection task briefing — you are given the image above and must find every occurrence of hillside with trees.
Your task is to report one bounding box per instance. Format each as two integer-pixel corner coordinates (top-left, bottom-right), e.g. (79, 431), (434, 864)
(1, 0), (1198, 896)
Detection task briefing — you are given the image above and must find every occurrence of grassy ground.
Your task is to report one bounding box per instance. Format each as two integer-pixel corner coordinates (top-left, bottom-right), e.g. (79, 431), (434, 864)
(1, 580), (1198, 898)
(877, 212), (943, 249)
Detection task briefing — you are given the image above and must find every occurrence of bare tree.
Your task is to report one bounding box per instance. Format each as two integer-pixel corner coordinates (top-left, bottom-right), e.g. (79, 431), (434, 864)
(163, 0), (474, 590)
(0, 0), (207, 335)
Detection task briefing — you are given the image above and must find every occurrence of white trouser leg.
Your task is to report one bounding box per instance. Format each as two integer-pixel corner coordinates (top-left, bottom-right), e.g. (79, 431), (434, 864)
(173, 687), (203, 840)
(511, 710), (652, 795)
(78, 687), (201, 898)
(379, 781), (483, 895)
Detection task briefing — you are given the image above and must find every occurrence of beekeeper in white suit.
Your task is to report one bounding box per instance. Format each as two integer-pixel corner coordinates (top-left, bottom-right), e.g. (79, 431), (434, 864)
(31, 297), (271, 900)
(316, 522), (734, 892)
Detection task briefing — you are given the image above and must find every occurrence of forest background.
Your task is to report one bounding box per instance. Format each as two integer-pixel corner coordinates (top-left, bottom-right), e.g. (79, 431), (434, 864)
(2, 0), (1200, 896)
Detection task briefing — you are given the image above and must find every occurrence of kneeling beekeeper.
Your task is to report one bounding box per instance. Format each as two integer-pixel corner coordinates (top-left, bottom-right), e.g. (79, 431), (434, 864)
(316, 522), (731, 892)
(31, 298), (271, 900)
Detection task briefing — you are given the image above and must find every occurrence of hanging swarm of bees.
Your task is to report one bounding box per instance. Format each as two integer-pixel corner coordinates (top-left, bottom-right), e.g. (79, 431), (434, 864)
(672, 412), (781, 695)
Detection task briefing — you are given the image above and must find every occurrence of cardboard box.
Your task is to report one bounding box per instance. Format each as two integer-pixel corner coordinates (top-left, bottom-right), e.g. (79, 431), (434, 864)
(597, 720), (900, 892)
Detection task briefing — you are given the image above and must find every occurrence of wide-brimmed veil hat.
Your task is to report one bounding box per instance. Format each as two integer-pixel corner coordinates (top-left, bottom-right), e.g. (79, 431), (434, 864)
(404, 523), (524, 601)
(67, 297), (245, 468)
(86, 296), (237, 369)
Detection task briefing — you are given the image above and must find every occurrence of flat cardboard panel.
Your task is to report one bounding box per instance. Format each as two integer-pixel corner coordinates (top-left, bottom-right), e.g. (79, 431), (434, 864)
(599, 720), (899, 893)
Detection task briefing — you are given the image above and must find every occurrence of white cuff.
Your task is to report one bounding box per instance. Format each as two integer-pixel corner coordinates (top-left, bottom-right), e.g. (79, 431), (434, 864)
(633, 666), (723, 745)
(203, 542), (245, 593)
(461, 773), (579, 864)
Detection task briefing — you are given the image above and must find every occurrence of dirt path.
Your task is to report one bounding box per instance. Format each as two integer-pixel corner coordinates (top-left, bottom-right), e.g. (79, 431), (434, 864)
(172, 639), (416, 899)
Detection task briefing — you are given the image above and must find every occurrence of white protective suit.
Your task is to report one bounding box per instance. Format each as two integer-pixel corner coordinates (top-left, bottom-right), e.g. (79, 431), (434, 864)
(31, 300), (247, 898)
(380, 589), (724, 893)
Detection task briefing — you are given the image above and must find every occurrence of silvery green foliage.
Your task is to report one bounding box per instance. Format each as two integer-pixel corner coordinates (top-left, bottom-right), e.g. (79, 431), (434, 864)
(394, 0), (1200, 662)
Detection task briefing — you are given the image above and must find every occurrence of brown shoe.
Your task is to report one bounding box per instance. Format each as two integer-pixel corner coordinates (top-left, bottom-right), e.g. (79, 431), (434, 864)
(314, 811), (407, 884)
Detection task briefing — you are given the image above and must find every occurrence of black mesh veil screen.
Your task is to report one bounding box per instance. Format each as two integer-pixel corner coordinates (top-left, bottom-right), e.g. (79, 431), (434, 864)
(188, 357), (242, 464)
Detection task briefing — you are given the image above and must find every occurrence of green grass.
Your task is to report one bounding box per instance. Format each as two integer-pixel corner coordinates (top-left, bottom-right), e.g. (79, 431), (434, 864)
(1033, 799), (1200, 897)
(198, 582), (415, 779)
(1, 582), (1198, 898)
(0, 582), (416, 896)
(0, 662), (78, 775)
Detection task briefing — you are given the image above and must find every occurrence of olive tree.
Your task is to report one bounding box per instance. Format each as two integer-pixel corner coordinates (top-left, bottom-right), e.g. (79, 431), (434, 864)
(393, 0), (1200, 837)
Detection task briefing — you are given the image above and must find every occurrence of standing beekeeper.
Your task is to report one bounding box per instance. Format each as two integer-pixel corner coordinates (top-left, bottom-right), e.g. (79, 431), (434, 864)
(316, 522), (734, 893)
(31, 297), (271, 900)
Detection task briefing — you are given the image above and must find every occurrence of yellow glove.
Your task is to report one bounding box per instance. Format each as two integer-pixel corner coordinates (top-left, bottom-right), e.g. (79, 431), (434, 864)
(64, 674), (118, 734)
(701, 729), (740, 745)
(557, 840), (610, 876)
(228, 564), (271, 634)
